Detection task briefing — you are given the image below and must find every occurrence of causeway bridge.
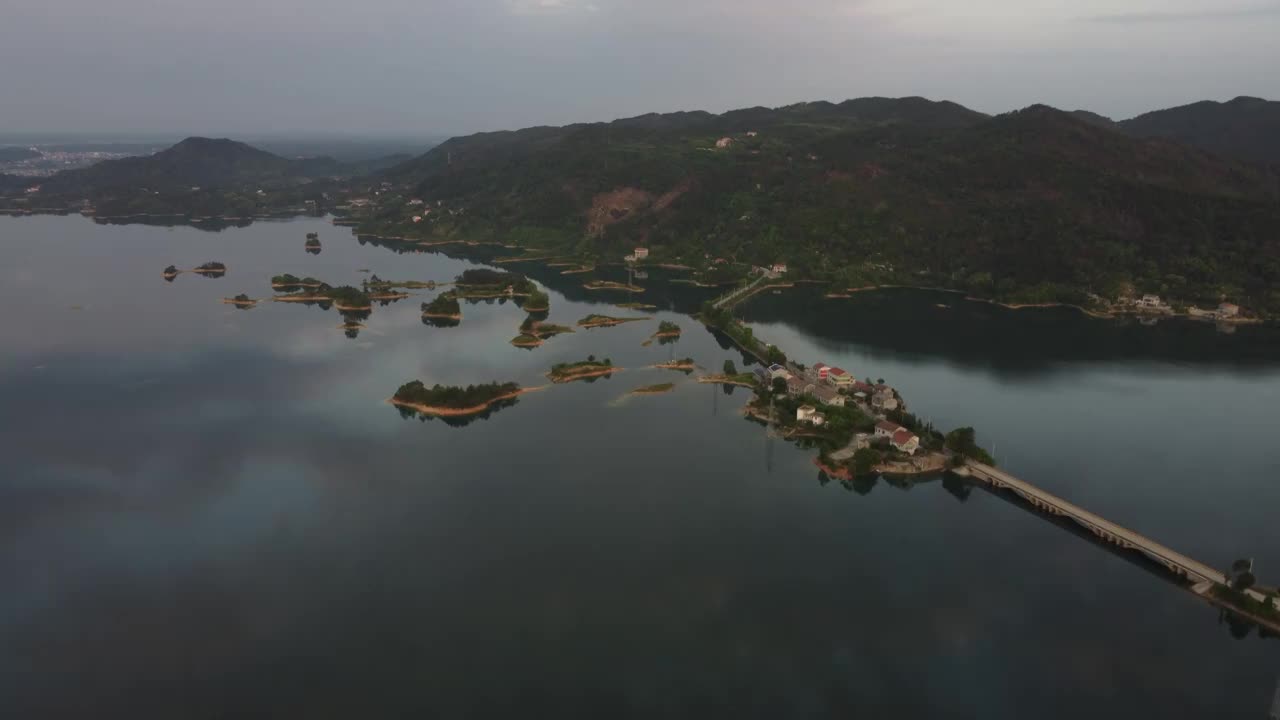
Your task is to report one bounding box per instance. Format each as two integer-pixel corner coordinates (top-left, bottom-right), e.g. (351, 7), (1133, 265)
(959, 462), (1253, 592)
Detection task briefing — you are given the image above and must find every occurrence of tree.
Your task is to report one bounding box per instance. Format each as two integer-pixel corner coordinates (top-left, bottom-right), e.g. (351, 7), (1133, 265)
(771, 377), (788, 394)
(723, 359), (737, 375)
(852, 448), (882, 475)
(766, 344), (787, 365)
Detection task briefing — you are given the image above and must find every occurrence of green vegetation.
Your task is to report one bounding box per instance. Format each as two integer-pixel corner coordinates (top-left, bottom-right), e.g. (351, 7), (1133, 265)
(355, 98), (1280, 315)
(723, 359), (737, 375)
(327, 285), (371, 308)
(578, 314), (648, 328)
(523, 286), (550, 311)
(194, 261), (226, 272)
(945, 427), (997, 465)
(852, 448), (884, 475)
(549, 356), (616, 381)
(271, 273), (326, 288)
(632, 383), (676, 394)
(232, 294), (251, 302)
(422, 291), (461, 317)
(454, 268), (534, 296)
(1211, 585), (1280, 623)
(393, 380), (521, 410)
(656, 320), (682, 336)
(163, 264), (178, 275)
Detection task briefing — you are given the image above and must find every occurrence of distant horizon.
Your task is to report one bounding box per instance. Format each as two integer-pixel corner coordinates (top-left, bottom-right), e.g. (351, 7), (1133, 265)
(1, 92), (1274, 147)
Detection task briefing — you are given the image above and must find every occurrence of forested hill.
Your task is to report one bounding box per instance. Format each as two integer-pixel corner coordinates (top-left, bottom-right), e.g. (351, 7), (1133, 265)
(1119, 96), (1280, 165)
(37, 137), (342, 195)
(359, 97), (1280, 313)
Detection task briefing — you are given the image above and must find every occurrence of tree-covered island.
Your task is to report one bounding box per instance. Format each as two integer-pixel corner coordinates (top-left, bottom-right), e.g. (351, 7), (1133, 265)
(391, 380), (526, 417)
(422, 291), (462, 319)
(577, 314), (651, 329)
(547, 357), (619, 383)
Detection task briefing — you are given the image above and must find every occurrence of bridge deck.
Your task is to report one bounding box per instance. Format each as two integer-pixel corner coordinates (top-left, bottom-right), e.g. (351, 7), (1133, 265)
(966, 463), (1228, 584)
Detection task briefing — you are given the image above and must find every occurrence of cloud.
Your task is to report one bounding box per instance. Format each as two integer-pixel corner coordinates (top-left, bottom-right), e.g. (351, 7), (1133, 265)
(1084, 2), (1280, 23)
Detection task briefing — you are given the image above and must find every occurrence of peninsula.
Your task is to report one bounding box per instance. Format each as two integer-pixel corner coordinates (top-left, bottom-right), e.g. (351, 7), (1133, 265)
(577, 314), (650, 329)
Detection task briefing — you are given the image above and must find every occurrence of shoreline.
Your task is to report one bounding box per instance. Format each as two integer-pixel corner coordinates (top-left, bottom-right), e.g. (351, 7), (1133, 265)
(221, 298), (258, 306)
(422, 312), (463, 320)
(388, 386), (545, 417)
(578, 316), (651, 329)
(652, 362), (696, 371)
(696, 375), (755, 388)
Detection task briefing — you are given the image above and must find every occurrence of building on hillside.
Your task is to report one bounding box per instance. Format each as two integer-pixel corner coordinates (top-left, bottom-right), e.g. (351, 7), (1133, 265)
(875, 420), (901, 439)
(768, 364), (791, 380)
(412, 215), (423, 223)
(813, 362), (830, 380)
(634, 247), (649, 260)
(771, 263), (788, 274)
(797, 406), (817, 423)
(872, 390), (899, 412)
(1218, 302), (1240, 318)
(746, 131), (759, 137)
(408, 198), (424, 206)
(891, 428), (920, 455)
(813, 385), (845, 407)
(828, 367), (853, 387)
(716, 137), (734, 149)
(1136, 294), (1163, 309)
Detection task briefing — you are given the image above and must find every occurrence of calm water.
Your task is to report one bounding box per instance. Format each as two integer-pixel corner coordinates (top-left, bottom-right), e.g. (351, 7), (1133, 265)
(2, 215), (1278, 718)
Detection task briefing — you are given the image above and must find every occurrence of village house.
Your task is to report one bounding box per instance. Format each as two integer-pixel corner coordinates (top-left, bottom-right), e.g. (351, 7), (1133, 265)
(813, 385), (845, 407)
(746, 131), (758, 137)
(1136, 294), (1163, 309)
(715, 137), (734, 149)
(787, 376), (813, 396)
(891, 428), (920, 455)
(634, 247), (649, 260)
(813, 362), (830, 380)
(412, 215), (423, 223)
(408, 199), (425, 206)
(872, 390), (899, 412)
(828, 367), (853, 388)
(796, 405), (817, 423)
(1218, 302), (1240, 318)
(771, 262), (788, 275)
(875, 420), (902, 438)
(768, 364), (791, 380)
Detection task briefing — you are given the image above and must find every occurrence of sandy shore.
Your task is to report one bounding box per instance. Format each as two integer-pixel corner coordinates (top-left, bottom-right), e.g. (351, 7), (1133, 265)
(388, 386), (545, 417)
(422, 312), (463, 320)
(273, 295), (331, 303)
(334, 303), (373, 311)
(652, 362), (696, 371)
(221, 298), (258, 306)
(631, 384), (676, 395)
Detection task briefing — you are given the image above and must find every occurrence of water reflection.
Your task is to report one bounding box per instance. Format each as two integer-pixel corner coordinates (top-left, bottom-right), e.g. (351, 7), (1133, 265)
(393, 396), (521, 427)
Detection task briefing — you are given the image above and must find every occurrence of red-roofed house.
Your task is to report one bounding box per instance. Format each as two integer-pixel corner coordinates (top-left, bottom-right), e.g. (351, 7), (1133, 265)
(813, 362), (830, 380)
(874, 421), (901, 439)
(828, 367), (853, 388)
(891, 428), (920, 455)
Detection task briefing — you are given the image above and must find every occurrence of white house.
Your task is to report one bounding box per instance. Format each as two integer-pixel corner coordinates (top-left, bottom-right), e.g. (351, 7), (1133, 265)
(891, 428), (920, 455)
(1136, 294), (1163, 309)
(796, 405), (817, 423)
(634, 247), (650, 260)
(715, 137), (734, 149)
(828, 367), (853, 388)
(875, 420), (901, 439)
(768, 364), (791, 380)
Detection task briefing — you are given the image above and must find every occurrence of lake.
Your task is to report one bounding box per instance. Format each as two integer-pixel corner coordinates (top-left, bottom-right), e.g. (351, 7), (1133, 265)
(2, 215), (1278, 718)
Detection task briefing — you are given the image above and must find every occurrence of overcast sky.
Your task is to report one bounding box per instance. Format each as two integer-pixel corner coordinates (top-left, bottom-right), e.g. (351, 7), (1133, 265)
(2, 0), (1277, 137)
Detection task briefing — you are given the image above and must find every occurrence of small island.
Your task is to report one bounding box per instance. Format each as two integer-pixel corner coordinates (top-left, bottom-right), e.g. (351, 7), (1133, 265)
(511, 317), (574, 347)
(390, 380), (529, 417)
(363, 273), (439, 291)
(162, 264), (180, 279)
(271, 273), (327, 290)
(653, 358), (697, 373)
(221, 293), (258, 307)
(422, 291), (462, 320)
(522, 286), (550, 313)
(191, 261), (226, 276)
(631, 383), (676, 396)
(577, 314), (651, 329)
(328, 285), (373, 311)
(643, 320), (682, 345)
(453, 269), (535, 299)
(547, 356), (620, 383)
(305, 237), (322, 255)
